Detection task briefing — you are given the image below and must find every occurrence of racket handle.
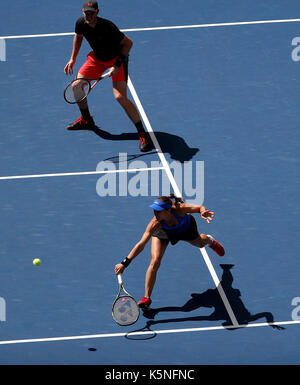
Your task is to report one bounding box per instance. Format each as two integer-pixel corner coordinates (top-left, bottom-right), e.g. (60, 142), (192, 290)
(101, 71), (111, 80)
(117, 274), (123, 285)
(90, 71), (110, 91)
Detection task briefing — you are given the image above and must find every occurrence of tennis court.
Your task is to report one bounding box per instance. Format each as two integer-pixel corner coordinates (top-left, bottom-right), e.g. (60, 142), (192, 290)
(0, 0), (299, 367)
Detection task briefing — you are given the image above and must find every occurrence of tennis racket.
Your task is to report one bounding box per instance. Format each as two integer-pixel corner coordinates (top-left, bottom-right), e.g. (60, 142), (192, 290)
(112, 274), (140, 326)
(63, 71), (110, 104)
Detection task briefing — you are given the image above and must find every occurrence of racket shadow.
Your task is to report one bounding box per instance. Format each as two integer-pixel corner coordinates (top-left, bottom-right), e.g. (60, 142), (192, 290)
(103, 151), (158, 164)
(91, 126), (199, 163)
(141, 264), (285, 331)
(125, 324), (157, 341)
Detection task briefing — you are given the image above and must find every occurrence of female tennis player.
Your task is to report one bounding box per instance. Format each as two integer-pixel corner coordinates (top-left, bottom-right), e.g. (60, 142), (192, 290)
(64, 1), (151, 152)
(114, 195), (225, 309)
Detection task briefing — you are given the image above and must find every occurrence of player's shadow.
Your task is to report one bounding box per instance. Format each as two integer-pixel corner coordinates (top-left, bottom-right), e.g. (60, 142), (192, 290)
(91, 126), (199, 163)
(143, 264), (285, 331)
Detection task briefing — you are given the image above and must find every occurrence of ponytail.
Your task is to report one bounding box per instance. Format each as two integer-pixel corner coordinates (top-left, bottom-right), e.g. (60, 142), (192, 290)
(157, 194), (185, 206)
(169, 193), (185, 205)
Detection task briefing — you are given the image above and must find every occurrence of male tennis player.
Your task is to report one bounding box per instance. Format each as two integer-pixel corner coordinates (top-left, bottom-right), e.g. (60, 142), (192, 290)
(64, 1), (151, 152)
(114, 195), (225, 309)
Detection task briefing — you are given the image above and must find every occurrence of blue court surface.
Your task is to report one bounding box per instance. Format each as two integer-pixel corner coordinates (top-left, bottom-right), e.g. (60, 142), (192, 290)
(0, 0), (299, 368)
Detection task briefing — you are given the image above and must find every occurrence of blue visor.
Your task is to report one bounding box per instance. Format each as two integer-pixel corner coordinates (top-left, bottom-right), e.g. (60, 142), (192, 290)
(149, 200), (172, 211)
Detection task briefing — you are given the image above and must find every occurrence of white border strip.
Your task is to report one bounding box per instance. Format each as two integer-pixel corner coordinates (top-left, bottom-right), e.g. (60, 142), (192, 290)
(127, 76), (239, 327)
(0, 320), (299, 345)
(0, 167), (164, 181)
(1, 18), (300, 39)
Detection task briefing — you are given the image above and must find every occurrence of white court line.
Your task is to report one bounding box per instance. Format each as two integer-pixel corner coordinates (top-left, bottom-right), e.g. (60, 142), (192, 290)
(1, 18), (300, 39)
(127, 76), (239, 327)
(0, 167), (164, 181)
(0, 320), (299, 346)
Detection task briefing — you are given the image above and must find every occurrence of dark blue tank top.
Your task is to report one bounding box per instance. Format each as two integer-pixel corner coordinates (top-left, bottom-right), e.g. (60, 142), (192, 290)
(161, 211), (191, 234)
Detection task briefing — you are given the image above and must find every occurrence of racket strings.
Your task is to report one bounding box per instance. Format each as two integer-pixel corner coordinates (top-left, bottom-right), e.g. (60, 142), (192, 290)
(64, 78), (90, 103)
(112, 296), (139, 326)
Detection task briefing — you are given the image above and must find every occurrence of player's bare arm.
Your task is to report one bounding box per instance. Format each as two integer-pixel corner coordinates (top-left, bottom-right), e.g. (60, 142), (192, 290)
(64, 34), (84, 75)
(176, 203), (215, 223)
(114, 218), (161, 275)
(109, 35), (133, 76)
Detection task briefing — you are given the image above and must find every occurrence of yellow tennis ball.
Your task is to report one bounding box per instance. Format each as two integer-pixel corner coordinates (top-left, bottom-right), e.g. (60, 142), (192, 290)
(33, 258), (41, 266)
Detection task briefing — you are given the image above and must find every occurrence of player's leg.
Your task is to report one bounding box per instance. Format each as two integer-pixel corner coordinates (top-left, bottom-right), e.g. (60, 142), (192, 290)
(67, 73), (96, 130)
(113, 79), (152, 152)
(112, 80), (140, 123)
(67, 52), (103, 130)
(138, 237), (169, 308)
(187, 234), (225, 256)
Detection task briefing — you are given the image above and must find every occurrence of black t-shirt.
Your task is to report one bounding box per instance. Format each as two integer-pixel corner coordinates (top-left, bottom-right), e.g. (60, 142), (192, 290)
(75, 17), (125, 61)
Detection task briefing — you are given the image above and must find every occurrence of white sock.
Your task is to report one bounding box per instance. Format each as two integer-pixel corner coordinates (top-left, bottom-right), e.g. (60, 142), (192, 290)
(206, 234), (214, 246)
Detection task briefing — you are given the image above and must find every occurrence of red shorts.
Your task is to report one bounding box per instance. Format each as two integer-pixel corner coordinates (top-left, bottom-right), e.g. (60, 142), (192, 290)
(78, 51), (128, 82)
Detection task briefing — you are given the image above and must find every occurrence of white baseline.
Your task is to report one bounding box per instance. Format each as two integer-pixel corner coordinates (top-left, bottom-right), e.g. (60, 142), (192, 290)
(1, 18), (300, 39)
(0, 320), (299, 346)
